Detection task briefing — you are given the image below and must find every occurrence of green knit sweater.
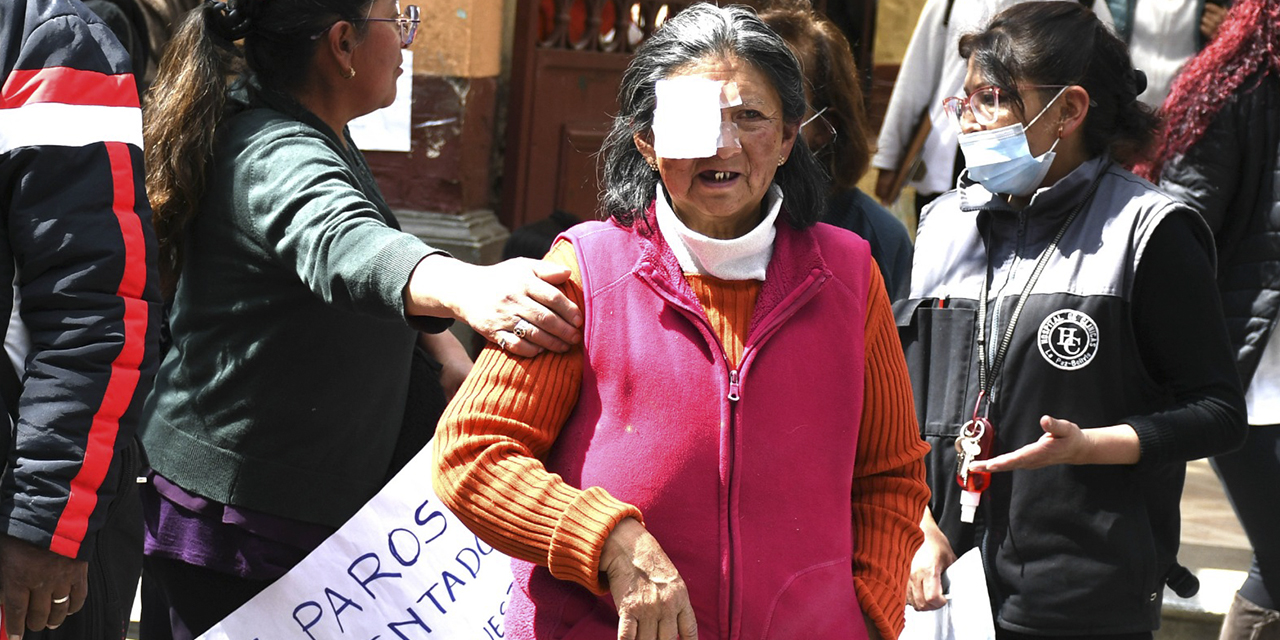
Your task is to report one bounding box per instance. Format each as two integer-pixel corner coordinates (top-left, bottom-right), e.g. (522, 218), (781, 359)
(141, 91), (448, 527)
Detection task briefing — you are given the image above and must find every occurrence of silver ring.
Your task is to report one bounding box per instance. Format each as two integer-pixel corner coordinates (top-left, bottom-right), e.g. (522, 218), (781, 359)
(496, 335), (509, 351)
(513, 319), (535, 339)
(52, 595), (69, 604)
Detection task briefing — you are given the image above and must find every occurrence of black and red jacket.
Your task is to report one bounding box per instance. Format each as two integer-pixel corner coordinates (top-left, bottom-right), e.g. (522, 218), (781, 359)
(0, 0), (161, 560)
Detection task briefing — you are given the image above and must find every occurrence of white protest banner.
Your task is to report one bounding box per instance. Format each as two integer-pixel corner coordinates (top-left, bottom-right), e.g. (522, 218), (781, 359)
(198, 441), (515, 640)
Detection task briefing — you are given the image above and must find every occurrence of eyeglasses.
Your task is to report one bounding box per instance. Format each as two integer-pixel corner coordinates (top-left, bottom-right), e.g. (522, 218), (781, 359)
(800, 106), (838, 152)
(355, 3), (420, 47)
(312, 2), (420, 47)
(942, 85), (1068, 127)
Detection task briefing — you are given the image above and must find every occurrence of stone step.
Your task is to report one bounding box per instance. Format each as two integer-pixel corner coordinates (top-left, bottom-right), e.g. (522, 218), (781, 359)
(1157, 567), (1245, 639)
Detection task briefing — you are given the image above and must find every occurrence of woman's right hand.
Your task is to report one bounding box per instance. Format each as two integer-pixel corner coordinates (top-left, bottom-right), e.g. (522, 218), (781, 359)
(1200, 2), (1227, 40)
(874, 169), (900, 206)
(405, 255), (582, 357)
(907, 510), (957, 611)
(601, 518), (699, 640)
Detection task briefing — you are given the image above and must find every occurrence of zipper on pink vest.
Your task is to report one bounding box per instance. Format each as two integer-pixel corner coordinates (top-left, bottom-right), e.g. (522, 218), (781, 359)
(728, 369), (741, 401)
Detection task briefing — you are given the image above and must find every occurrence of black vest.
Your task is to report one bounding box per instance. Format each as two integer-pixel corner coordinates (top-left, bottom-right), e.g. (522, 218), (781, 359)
(897, 159), (1210, 633)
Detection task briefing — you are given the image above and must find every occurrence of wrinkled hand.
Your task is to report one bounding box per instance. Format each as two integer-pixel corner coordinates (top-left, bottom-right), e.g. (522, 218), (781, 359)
(1201, 3), (1227, 40)
(601, 519), (698, 640)
(969, 415), (1085, 473)
(408, 255), (582, 357)
(0, 534), (88, 636)
(906, 521), (956, 611)
(874, 169), (899, 206)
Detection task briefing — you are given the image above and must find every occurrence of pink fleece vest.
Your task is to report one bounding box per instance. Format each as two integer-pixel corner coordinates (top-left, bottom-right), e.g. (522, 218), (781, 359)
(508, 215), (872, 640)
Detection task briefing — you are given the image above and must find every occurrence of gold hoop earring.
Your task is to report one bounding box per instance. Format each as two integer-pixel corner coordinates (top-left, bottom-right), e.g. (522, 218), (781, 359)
(344, 67), (357, 79)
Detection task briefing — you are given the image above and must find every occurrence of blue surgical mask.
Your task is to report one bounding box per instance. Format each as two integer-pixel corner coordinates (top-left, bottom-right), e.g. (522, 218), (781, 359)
(958, 86), (1066, 196)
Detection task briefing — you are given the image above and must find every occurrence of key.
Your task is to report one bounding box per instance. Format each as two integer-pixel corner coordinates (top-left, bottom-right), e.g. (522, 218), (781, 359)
(957, 435), (980, 484)
(955, 419), (985, 484)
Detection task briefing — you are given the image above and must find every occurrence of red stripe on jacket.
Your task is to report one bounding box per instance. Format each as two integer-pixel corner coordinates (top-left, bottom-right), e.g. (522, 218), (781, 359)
(49, 141), (148, 557)
(0, 67), (139, 109)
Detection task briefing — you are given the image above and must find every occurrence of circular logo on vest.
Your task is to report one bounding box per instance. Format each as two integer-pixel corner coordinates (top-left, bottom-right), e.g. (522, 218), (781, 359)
(1037, 309), (1099, 370)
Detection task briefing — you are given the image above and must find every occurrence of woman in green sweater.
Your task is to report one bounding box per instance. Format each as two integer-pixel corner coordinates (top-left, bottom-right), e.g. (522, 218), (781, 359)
(137, 0), (581, 636)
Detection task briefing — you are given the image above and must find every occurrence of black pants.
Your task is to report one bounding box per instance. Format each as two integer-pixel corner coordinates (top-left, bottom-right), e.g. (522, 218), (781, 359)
(1212, 424), (1280, 610)
(139, 556), (273, 640)
(997, 630), (1152, 640)
(25, 438), (144, 640)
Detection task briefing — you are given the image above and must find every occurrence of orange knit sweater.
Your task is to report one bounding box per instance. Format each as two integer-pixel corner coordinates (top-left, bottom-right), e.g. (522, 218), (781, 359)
(434, 239), (929, 638)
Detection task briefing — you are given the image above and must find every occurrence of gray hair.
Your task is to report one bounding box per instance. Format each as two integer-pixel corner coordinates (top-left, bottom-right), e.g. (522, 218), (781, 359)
(598, 3), (828, 228)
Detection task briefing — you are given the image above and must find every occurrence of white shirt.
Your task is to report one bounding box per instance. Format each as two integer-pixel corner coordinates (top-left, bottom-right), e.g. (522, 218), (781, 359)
(872, 0), (1113, 196)
(1128, 0), (1199, 108)
(1246, 324), (1280, 425)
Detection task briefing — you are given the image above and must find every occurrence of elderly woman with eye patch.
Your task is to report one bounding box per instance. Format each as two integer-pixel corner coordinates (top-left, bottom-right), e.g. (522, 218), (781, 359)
(432, 4), (930, 640)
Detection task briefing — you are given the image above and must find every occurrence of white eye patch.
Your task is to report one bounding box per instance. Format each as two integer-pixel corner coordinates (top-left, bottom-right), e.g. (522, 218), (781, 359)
(652, 78), (742, 159)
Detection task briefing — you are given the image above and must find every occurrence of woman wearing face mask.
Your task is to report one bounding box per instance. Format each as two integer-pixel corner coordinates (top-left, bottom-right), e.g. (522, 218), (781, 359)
(896, 2), (1246, 637)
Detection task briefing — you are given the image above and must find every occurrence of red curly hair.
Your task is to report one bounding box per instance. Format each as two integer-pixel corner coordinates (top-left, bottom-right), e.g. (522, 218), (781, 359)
(1137, 0), (1280, 180)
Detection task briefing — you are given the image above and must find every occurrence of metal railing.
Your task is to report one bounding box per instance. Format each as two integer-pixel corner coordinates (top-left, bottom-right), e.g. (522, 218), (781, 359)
(537, 0), (695, 52)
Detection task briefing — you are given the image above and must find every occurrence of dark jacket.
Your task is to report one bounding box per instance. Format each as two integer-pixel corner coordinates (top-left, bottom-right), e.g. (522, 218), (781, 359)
(897, 157), (1245, 633)
(1160, 73), (1280, 388)
(141, 89), (447, 528)
(0, 0), (162, 559)
(823, 188), (914, 302)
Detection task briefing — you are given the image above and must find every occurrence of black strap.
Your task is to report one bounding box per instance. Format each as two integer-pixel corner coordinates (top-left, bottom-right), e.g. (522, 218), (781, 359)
(1166, 563), (1200, 598)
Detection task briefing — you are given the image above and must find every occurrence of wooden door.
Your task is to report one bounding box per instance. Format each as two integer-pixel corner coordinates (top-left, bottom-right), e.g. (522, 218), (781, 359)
(500, 0), (877, 230)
